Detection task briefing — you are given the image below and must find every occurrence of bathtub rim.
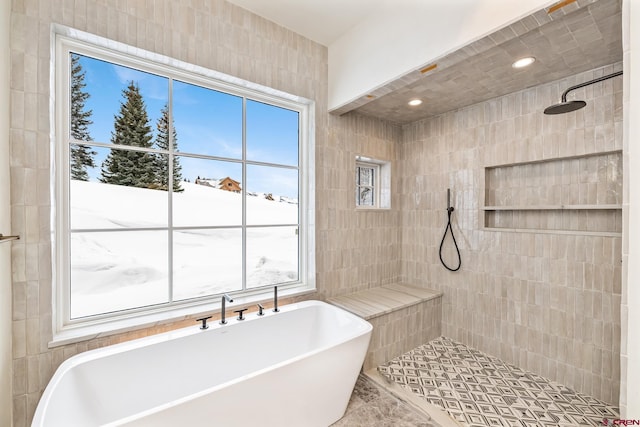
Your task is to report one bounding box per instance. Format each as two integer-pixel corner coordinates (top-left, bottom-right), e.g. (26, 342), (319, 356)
(34, 300), (372, 426)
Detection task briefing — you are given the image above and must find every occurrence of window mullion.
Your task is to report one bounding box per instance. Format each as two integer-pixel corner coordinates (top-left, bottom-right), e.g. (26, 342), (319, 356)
(242, 97), (247, 292)
(168, 77), (174, 303)
(298, 115), (303, 283)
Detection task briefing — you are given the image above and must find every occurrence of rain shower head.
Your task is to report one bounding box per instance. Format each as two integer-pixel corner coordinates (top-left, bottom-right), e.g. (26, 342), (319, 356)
(544, 70), (622, 115)
(544, 100), (587, 115)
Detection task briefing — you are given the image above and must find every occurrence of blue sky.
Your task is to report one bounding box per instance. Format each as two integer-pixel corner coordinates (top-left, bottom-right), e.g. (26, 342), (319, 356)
(76, 54), (299, 198)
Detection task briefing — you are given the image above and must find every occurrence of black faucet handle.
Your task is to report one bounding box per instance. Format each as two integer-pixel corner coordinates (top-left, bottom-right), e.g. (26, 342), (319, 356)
(196, 316), (212, 330)
(257, 303), (265, 316)
(234, 308), (248, 321)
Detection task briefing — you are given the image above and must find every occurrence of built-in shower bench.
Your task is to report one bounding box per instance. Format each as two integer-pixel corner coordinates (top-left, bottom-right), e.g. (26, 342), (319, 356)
(327, 284), (442, 370)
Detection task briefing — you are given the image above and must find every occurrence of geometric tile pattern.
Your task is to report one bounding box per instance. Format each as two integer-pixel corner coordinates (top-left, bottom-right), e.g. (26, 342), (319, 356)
(379, 337), (619, 427)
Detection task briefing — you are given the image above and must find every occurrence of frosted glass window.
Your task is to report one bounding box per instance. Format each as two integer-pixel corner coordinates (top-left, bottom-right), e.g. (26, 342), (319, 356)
(355, 157), (391, 209)
(356, 164), (376, 207)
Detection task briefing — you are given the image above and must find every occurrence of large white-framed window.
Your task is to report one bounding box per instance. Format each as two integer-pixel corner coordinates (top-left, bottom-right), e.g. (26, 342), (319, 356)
(52, 29), (315, 344)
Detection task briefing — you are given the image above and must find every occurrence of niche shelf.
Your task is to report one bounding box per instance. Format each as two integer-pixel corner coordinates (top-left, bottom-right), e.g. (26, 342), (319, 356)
(483, 150), (622, 236)
(483, 204), (621, 211)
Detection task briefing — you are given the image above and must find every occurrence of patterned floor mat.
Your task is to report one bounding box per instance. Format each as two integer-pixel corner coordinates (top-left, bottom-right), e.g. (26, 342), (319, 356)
(378, 337), (619, 427)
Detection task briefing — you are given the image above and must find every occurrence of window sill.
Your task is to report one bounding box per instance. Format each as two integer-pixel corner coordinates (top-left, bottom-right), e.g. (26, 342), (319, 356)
(49, 285), (317, 348)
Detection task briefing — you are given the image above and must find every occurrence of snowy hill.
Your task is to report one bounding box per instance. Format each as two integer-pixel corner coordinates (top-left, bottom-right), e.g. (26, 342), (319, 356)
(69, 180), (299, 318)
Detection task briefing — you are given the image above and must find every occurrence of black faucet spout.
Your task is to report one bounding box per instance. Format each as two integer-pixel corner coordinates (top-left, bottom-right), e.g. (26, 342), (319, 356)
(273, 286), (279, 312)
(220, 293), (234, 325)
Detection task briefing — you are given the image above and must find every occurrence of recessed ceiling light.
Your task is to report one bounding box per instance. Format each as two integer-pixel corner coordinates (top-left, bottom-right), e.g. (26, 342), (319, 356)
(512, 57), (536, 69)
(408, 99), (423, 106)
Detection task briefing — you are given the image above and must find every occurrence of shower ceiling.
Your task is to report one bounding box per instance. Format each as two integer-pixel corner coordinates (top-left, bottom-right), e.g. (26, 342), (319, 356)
(342, 0), (622, 124)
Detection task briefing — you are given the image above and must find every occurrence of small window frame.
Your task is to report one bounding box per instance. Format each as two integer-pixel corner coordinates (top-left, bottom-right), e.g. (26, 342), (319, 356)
(355, 155), (391, 210)
(356, 161), (379, 208)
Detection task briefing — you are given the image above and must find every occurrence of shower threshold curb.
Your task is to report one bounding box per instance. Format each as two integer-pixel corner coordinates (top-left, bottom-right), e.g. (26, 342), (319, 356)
(363, 368), (463, 427)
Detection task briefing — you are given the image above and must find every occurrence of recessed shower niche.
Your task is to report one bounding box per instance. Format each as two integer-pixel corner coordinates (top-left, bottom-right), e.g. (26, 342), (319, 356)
(483, 151), (622, 236)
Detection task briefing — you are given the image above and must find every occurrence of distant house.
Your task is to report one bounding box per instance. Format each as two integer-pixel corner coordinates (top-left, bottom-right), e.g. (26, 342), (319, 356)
(195, 176), (242, 193)
(218, 177), (241, 193)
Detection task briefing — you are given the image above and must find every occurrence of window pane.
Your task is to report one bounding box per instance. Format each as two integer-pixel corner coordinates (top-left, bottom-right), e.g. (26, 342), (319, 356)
(173, 229), (242, 300)
(357, 187), (374, 206)
(246, 165), (298, 225)
(173, 157), (242, 227)
(72, 53), (168, 145)
(246, 99), (298, 166)
(173, 80), (242, 158)
(247, 226), (299, 288)
(358, 166), (374, 186)
(70, 146), (168, 229)
(70, 230), (169, 318)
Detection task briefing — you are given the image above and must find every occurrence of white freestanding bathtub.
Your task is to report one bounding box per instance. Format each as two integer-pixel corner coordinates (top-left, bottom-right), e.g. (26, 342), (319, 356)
(32, 300), (372, 427)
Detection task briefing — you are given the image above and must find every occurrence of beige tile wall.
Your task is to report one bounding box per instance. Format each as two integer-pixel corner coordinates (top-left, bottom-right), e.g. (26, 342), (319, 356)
(319, 113), (402, 299)
(9, 1), (401, 425)
(363, 297), (442, 371)
(399, 63), (623, 405)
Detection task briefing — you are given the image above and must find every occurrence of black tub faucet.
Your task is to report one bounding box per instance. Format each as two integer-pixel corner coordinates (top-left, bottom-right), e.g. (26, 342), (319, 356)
(273, 286), (279, 312)
(220, 294), (233, 325)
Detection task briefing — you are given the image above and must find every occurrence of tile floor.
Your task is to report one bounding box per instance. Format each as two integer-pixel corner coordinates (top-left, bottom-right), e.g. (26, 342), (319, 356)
(379, 337), (620, 427)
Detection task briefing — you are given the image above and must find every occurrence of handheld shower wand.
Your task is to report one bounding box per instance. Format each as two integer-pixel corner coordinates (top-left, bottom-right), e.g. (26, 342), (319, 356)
(439, 188), (461, 271)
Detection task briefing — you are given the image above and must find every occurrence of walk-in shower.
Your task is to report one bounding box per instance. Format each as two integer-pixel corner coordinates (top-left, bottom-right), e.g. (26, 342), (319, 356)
(544, 70), (622, 114)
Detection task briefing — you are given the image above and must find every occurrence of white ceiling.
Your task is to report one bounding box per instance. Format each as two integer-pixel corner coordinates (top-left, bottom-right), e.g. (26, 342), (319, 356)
(224, 0), (394, 46)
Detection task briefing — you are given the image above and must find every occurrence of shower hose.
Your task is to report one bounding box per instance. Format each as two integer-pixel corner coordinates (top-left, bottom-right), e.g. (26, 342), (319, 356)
(439, 206), (461, 271)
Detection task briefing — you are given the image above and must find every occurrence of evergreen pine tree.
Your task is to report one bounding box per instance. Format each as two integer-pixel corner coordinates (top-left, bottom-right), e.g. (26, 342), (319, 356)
(100, 81), (157, 188)
(69, 54), (96, 181)
(154, 104), (183, 192)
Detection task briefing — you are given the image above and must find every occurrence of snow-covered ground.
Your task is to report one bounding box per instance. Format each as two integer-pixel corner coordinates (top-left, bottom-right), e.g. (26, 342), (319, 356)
(69, 180), (298, 318)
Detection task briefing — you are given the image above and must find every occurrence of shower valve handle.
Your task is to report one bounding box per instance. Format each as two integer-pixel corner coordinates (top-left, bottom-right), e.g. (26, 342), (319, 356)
(446, 188), (454, 213)
(196, 316), (212, 330)
(234, 308), (248, 321)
